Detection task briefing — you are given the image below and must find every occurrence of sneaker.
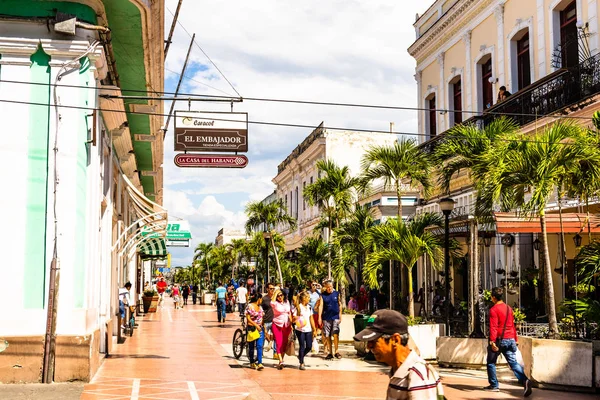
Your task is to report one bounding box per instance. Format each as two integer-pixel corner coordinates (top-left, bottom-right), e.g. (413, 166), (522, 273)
(325, 354), (334, 360)
(277, 363), (284, 370)
(334, 352), (342, 359)
(524, 379), (532, 397)
(483, 386), (499, 392)
(299, 364), (306, 371)
(264, 342), (272, 352)
(249, 363), (256, 369)
(256, 363), (264, 371)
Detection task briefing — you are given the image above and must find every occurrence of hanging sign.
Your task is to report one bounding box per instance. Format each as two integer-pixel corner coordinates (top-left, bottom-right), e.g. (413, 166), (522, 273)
(174, 153), (248, 168)
(174, 111), (248, 152)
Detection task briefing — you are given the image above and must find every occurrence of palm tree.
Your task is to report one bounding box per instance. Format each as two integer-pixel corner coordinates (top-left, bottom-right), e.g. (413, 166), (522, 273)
(364, 213), (443, 317)
(229, 238), (247, 279)
(477, 122), (586, 338)
(194, 242), (214, 282)
(297, 236), (329, 280)
(304, 159), (361, 279)
(434, 117), (519, 333)
(334, 204), (377, 288)
(361, 138), (432, 220)
(210, 245), (234, 282)
(245, 200), (296, 285)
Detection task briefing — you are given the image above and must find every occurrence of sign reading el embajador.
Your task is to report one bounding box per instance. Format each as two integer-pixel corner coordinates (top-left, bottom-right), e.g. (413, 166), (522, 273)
(174, 111), (248, 152)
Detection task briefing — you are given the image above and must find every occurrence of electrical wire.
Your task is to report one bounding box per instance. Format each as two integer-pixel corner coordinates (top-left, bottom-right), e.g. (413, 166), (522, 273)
(0, 78), (595, 121)
(166, 7), (242, 98)
(0, 96), (593, 146)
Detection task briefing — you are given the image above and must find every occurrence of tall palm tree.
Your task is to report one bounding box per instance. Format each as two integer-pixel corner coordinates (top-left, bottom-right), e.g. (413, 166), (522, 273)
(364, 212), (443, 317)
(194, 242), (214, 282)
(478, 122), (586, 338)
(245, 200), (296, 285)
(210, 245), (234, 282)
(434, 117), (519, 332)
(297, 236), (329, 280)
(229, 238), (247, 279)
(304, 159), (361, 279)
(361, 138), (432, 220)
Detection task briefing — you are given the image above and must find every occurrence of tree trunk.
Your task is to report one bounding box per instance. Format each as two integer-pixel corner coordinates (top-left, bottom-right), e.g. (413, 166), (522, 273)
(407, 264), (414, 317)
(270, 235), (284, 286)
(557, 188), (567, 299)
(468, 220), (475, 334)
(540, 211), (560, 338)
(396, 180), (403, 220)
(327, 218), (333, 280)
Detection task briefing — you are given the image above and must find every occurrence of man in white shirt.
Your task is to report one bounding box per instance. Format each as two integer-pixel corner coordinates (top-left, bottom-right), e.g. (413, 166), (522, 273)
(118, 282), (132, 329)
(235, 282), (248, 317)
(354, 310), (444, 400)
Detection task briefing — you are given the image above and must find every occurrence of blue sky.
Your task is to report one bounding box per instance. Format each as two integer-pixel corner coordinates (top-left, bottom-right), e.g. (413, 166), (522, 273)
(163, 0), (434, 266)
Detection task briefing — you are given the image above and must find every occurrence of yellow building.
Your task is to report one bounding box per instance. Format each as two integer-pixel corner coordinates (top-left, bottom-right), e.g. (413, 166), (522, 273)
(409, 0), (600, 324)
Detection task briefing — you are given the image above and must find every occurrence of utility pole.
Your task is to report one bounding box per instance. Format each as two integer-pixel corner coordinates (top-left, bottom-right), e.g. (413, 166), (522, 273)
(163, 33), (195, 138)
(164, 0), (184, 60)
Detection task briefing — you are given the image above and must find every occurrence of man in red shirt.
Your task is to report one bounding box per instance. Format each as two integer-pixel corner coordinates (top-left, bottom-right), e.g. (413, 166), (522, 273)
(156, 277), (168, 308)
(484, 287), (532, 397)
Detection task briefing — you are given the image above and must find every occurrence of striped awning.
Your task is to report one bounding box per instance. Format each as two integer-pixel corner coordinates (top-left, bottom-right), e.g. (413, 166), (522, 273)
(138, 237), (167, 258)
(494, 212), (600, 234)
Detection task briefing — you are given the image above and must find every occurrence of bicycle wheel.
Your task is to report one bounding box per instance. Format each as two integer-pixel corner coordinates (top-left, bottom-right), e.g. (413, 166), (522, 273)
(232, 328), (245, 359)
(129, 316), (135, 337)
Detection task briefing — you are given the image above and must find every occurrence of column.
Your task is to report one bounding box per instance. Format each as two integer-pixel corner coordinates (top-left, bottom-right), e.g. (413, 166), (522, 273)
(462, 31), (473, 119)
(495, 4), (506, 86)
(588, 0), (598, 55)
(437, 52), (445, 132)
(537, 0), (546, 77)
(414, 70), (423, 142)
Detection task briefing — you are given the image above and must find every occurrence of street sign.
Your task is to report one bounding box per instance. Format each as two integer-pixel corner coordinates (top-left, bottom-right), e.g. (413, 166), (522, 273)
(174, 153), (248, 168)
(174, 111), (248, 152)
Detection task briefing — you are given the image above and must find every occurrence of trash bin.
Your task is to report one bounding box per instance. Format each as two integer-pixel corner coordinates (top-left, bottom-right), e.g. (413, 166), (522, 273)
(353, 314), (370, 335)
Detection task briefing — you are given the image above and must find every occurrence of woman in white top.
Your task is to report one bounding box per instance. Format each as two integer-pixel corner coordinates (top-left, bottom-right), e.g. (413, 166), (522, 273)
(293, 291), (316, 370)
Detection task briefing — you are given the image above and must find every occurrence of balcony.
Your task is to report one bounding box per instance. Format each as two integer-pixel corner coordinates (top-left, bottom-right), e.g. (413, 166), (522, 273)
(419, 53), (600, 155)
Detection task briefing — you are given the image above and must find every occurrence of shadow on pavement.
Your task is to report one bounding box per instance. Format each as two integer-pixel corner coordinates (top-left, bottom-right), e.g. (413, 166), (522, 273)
(444, 383), (523, 399)
(0, 383), (84, 400)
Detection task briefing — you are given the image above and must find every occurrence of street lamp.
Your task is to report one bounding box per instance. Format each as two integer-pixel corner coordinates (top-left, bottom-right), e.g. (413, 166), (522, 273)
(263, 231), (271, 284)
(439, 197), (455, 336)
(573, 233), (582, 248)
(483, 234), (493, 248)
(533, 238), (541, 251)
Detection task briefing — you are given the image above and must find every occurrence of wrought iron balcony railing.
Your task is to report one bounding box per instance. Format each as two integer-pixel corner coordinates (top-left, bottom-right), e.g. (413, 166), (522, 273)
(419, 53), (600, 155)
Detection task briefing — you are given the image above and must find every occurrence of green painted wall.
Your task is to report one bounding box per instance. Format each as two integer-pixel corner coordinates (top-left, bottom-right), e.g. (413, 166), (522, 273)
(74, 58), (91, 308)
(0, 0), (97, 23)
(25, 46), (51, 309)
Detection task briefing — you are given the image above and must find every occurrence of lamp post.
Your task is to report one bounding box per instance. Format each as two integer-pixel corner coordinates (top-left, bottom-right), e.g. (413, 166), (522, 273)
(439, 197), (455, 336)
(263, 231), (271, 285)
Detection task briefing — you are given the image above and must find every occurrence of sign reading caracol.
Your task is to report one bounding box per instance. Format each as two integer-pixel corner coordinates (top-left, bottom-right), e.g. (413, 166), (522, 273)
(174, 111), (248, 152)
(174, 154), (248, 168)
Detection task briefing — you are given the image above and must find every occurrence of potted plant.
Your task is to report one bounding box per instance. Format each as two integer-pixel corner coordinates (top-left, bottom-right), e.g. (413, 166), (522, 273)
(142, 289), (159, 313)
(495, 268), (506, 275)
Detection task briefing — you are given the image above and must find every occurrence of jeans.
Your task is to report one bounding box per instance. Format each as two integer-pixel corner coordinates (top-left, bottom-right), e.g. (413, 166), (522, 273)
(192, 292), (197, 304)
(487, 339), (528, 388)
(296, 330), (313, 364)
(238, 302), (246, 316)
(248, 329), (265, 364)
(217, 298), (226, 322)
(119, 300), (125, 319)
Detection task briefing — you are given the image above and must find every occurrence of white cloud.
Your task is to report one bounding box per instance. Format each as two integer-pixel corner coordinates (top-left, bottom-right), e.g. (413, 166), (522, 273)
(162, 0), (434, 262)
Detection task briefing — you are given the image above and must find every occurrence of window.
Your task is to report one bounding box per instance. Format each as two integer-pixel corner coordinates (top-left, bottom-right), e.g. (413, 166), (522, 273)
(481, 57), (493, 109)
(290, 191), (293, 215)
(285, 194), (288, 211)
(428, 95), (437, 138)
(295, 186), (298, 220)
(452, 78), (462, 125)
(303, 181), (306, 210)
(560, 1), (578, 68)
(517, 32), (531, 89)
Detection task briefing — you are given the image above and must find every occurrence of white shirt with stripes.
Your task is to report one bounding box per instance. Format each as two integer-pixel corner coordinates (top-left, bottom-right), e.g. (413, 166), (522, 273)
(387, 350), (444, 400)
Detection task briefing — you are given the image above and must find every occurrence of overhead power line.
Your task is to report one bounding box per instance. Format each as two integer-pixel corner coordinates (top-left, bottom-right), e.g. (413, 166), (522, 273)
(0, 97), (594, 146)
(0, 78), (595, 121)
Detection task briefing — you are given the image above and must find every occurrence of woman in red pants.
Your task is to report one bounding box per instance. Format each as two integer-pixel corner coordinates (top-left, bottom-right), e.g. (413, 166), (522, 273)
(271, 289), (292, 369)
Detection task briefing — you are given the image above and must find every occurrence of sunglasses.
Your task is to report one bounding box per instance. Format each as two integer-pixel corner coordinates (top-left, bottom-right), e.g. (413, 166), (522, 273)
(268, 287), (275, 290)
(277, 294), (283, 297)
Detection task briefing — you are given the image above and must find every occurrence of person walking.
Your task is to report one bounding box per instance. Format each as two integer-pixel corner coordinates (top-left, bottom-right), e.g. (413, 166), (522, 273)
(271, 289), (292, 370)
(172, 284), (181, 310)
(236, 282), (248, 317)
(484, 287), (533, 397)
(182, 283), (190, 306)
(215, 282), (227, 323)
(245, 293), (265, 371)
(293, 291), (315, 370)
(118, 282), (132, 329)
(261, 283), (276, 352)
(354, 309), (444, 399)
(317, 280), (342, 360)
(191, 283), (198, 305)
(156, 277), (167, 308)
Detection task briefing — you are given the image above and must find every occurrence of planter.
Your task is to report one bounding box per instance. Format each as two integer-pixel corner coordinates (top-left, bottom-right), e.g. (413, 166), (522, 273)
(408, 324), (444, 360)
(142, 295), (159, 313)
(339, 314), (356, 343)
(204, 292), (215, 306)
(437, 337), (508, 367)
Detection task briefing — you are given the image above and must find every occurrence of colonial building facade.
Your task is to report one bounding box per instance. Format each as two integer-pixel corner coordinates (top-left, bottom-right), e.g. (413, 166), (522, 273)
(0, 0), (165, 383)
(410, 0), (600, 319)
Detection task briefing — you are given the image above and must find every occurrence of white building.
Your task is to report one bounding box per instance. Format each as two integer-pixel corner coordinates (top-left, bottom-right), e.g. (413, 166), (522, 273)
(215, 228), (248, 246)
(272, 122), (402, 251)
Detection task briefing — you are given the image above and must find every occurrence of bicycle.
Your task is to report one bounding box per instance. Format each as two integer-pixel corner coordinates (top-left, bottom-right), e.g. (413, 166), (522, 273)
(122, 305), (136, 337)
(232, 327), (247, 359)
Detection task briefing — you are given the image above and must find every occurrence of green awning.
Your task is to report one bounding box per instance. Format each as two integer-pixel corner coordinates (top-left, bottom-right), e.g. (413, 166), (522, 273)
(138, 237), (167, 258)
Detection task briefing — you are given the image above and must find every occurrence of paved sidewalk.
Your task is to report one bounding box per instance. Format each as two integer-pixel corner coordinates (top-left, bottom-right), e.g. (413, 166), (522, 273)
(80, 304), (599, 400)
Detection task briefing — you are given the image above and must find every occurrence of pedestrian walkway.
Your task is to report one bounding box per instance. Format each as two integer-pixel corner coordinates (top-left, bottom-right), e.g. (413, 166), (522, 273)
(81, 304), (599, 400)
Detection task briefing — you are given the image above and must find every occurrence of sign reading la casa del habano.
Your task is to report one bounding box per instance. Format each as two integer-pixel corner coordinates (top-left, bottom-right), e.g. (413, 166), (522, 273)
(174, 111), (248, 152)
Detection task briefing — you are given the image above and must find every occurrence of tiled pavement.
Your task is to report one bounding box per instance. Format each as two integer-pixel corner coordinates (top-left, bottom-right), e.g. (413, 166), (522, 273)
(81, 303), (599, 399)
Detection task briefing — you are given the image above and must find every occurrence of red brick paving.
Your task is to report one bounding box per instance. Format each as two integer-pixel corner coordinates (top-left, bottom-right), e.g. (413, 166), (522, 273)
(82, 303), (598, 399)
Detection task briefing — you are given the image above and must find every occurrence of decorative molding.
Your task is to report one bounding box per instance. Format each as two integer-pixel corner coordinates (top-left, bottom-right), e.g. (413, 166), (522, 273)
(408, 0), (496, 60)
(437, 52), (445, 65)
(462, 30), (472, 44)
(494, 4), (505, 21)
(414, 70), (422, 83)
